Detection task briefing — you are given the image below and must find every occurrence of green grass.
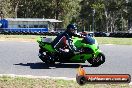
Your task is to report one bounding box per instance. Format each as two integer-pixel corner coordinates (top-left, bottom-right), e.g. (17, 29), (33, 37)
(0, 34), (55, 39)
(0, 76), (131, 88)
(95, 37), (132, 45)
(0, 35), (132, 45)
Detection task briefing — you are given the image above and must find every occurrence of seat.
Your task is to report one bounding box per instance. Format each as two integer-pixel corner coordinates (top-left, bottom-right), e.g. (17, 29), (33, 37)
(41, 37), (53, 43)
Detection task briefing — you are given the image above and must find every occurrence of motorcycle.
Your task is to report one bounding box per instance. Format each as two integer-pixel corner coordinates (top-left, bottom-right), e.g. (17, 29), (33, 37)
(37, 35), (105, 67)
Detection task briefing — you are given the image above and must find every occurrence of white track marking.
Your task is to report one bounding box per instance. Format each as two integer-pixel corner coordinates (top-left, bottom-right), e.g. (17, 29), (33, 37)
(129, 82), (132, 85)
(0, 74), (76, 81)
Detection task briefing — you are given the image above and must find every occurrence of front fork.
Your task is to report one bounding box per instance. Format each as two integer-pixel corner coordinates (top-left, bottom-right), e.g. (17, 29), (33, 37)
(93, 49), (102, 59)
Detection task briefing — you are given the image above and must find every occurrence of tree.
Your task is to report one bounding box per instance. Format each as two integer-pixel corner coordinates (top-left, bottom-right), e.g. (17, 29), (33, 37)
(1, 0), (15, 18)
(79, 0), (105, 32)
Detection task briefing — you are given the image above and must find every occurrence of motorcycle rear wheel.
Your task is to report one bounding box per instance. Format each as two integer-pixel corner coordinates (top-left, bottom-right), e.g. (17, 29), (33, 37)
(39, 49), (55, 64)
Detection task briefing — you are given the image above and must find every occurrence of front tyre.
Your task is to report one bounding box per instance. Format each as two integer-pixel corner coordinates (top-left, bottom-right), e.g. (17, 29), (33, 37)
(88, 53), (105, 67)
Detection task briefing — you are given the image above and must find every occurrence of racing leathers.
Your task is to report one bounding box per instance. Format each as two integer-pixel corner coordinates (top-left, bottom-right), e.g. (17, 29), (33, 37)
(52, 31), (78, 53)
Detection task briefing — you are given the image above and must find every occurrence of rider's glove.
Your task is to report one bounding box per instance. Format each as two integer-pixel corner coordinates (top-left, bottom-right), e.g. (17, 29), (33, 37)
(59, 48), (69, 53)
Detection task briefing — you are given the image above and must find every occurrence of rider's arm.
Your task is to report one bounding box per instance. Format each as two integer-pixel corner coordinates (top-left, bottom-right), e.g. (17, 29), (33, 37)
(65, 35), (77, 52)
(73, 33), (85, 38)
(54, 33), (77, 52)
(53, 34), (67, 50)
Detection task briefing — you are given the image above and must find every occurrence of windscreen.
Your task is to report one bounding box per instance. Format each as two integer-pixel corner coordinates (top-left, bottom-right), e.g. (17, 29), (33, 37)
(82, 36), (95, 44)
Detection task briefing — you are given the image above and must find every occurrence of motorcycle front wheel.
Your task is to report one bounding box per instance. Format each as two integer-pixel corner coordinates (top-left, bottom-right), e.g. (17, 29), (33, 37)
(87, 53), (105, 67)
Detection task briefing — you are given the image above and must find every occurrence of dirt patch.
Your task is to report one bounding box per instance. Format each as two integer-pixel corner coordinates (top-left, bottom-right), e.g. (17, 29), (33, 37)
(0, 37), (35, 42)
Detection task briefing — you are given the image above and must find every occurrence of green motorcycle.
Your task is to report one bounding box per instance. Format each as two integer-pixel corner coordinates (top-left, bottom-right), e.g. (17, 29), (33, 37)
(37, 35), (105, 67)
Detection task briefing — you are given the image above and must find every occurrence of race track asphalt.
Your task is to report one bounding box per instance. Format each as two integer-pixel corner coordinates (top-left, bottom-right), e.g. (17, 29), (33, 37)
(0, 41), (132, 78)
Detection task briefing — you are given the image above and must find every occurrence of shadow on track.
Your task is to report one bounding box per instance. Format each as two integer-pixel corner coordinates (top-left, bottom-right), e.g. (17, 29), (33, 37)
(14, 62), (91, 69)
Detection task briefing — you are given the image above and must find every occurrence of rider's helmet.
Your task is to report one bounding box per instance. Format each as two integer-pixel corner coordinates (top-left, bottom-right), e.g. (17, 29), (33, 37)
(66, 24), (77, 36)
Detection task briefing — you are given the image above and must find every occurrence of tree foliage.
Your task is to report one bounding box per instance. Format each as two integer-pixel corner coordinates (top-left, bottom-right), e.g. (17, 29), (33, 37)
(0, 0), (132, 32)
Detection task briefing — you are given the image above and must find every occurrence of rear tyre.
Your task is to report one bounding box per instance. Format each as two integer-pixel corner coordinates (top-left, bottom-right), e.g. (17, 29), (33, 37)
(88, 53), (105, 67)
(38, 49), (55, 64)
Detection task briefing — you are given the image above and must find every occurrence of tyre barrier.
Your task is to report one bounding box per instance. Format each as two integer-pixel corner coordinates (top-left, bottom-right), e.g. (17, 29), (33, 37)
(109, 33), (132, 38)
(94, 32), (108, 37)
(94, 32), (132, 38)
(0, 31), (60, 36)
(0, 30), (132, 38)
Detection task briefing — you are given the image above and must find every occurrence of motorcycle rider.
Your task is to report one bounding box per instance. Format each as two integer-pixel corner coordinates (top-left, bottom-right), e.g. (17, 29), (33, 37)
(52, 23), (82, 54)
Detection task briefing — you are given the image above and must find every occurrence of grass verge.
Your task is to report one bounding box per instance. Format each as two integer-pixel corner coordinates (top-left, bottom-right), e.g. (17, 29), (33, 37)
(0, 76), (131, 88)
(0, 35), (55, 42)
(95, 37), (132, 45)
(0, 35), (132, 45)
